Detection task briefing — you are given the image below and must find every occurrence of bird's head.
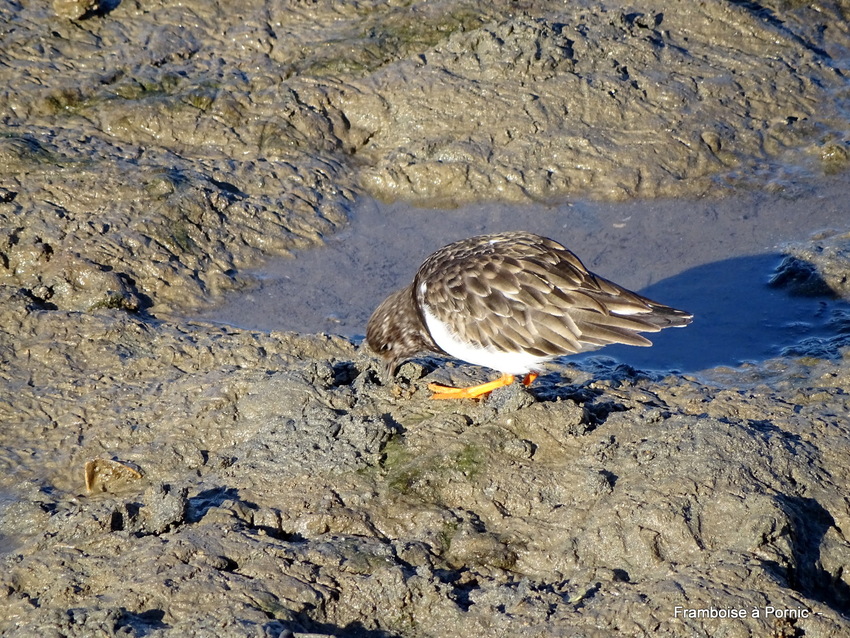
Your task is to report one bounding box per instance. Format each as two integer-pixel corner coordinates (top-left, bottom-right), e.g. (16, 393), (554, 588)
(366, 286), (434, 378)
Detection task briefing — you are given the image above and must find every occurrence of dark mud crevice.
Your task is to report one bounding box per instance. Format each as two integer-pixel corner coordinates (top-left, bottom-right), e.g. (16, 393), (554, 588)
(770, 256), (838, 298)
(186, 486), (243, 524)
(118, 608), (170, 636)
(775, 495), (850, 616)
(296, 620), (405, 638)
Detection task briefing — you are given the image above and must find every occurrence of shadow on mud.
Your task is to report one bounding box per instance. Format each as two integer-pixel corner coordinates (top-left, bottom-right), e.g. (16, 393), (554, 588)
(573, 253), (850, 373)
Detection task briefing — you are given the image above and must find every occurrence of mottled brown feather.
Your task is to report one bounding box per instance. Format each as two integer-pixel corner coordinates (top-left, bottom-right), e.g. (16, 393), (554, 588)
(366, 231), (692, 374)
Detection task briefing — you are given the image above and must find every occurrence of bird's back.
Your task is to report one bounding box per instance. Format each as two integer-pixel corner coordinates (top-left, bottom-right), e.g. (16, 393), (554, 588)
(414, 231), (692, 359)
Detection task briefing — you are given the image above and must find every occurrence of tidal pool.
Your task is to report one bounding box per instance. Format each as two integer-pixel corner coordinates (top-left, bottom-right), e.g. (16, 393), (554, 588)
(196, 173), (850, 374)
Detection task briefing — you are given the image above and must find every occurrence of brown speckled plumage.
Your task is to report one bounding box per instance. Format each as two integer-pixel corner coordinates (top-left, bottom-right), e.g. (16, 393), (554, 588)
(366, 286), (440, 376)
(367, 231), (692, 377)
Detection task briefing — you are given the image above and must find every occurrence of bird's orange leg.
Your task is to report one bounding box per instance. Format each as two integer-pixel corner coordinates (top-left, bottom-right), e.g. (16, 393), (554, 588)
(428, 373), (516, 400)
(522, 372), (538, 386)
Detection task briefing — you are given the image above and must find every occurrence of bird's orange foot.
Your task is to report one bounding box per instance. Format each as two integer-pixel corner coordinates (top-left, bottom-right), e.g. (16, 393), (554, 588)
(428, 372), (538, 400)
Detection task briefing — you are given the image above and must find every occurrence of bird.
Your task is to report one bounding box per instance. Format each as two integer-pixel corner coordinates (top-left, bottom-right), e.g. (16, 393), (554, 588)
(366, 231), (692, 399)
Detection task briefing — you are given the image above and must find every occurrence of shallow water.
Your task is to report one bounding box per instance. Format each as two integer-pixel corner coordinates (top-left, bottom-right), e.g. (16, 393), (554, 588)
(196, 174), (850, 373)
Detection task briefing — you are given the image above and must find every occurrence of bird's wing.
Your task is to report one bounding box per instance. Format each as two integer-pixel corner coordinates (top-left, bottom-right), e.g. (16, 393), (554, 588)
(415, 232), (691, 357)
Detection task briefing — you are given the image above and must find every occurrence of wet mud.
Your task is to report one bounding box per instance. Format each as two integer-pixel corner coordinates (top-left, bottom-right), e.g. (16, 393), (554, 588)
(2, 0), (850, 636)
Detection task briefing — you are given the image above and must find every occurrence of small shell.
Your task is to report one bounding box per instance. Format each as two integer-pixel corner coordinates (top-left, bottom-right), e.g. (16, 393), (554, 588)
(84, 458), (143, 493)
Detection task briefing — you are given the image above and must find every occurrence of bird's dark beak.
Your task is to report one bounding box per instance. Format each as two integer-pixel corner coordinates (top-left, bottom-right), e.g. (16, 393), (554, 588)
(382, 357), (398, 382)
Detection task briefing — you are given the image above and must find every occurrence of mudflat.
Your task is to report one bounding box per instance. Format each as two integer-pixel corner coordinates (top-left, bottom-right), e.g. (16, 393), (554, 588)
(1, 1), (849, 636)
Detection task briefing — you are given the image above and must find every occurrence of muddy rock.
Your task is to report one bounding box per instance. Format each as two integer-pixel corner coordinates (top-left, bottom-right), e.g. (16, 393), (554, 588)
(774, 229), (850, 299)
(348, 6), (850, 203)
(52, 0), (108, 21)
(1, 298), (849, 635)
(3, 0), (850, 315)
(141, 484), (190, 535)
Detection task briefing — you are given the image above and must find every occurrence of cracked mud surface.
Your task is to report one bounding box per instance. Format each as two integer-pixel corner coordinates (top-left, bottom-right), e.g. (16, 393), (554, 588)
(2, 1), (850, 636)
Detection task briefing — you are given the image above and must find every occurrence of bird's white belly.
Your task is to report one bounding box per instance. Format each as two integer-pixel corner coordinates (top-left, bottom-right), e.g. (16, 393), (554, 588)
(422, 305), (551, 374)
